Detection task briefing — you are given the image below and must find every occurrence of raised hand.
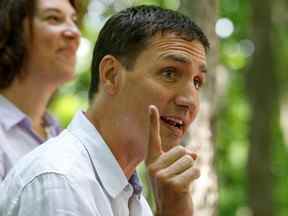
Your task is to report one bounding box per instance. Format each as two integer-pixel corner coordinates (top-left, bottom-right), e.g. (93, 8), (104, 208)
(145, 105), (200, 216)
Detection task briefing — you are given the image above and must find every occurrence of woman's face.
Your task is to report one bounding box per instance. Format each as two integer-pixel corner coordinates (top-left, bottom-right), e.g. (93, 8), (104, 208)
(22, 0), (80, 85)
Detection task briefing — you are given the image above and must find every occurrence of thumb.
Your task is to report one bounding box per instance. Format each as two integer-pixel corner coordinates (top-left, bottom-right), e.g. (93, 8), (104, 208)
(145, 105), (163, 165)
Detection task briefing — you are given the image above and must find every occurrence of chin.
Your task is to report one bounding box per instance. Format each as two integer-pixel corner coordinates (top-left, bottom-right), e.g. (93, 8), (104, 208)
(62, 65), (76, 78)
(53, 70), (75, 85)
(66, 69), (75, 80)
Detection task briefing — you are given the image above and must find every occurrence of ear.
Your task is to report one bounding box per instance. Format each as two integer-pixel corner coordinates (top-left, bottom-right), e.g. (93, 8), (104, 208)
(99, 55), (123, 95)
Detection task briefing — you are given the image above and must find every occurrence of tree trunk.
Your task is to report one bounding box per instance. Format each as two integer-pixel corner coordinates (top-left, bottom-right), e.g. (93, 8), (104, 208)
(179, 1), (220, 215)
(246, 0), (279, 215)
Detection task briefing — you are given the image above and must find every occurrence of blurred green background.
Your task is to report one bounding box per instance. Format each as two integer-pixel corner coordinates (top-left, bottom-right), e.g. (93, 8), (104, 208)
(48, 0), (288, 215)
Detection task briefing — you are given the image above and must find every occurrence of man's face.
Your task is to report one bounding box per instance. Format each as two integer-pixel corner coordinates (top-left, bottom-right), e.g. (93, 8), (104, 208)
(116, 33), (207, 152)
(22, 0), (80, 84)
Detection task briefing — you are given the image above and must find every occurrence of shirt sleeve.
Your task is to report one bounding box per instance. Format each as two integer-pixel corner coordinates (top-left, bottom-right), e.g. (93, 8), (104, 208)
(0, 147), (5, 182)
(9, 173), (102, 216)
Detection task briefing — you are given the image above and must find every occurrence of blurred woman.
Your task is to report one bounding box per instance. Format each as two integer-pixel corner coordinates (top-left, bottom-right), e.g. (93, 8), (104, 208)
(0, 0), (86, 181)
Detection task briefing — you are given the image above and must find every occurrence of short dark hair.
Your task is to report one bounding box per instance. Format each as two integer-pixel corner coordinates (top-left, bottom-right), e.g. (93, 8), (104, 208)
(0, 0), (87, 90)
(89, 5), (210, 101)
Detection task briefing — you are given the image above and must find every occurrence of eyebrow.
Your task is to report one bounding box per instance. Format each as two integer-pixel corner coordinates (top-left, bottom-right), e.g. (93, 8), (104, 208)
(40, 8), (61, 13)
(160, 53), (192, 64)
(159, 53), (208, 73)
(39, 8), (76, 17)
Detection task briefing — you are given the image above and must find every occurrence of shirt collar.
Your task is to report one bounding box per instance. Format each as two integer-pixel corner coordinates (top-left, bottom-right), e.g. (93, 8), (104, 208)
(0, 95), (60, 133)
(43, 112), (59, 128)
(129, 172), (143, 196)
(43, 113), (62, 136)
(0, 95), (26, 130)
(68, 111), (131, 198)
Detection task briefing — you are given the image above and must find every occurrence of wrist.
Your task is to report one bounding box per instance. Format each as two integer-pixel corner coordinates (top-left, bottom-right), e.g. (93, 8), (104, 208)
(155, 193), (193, 216)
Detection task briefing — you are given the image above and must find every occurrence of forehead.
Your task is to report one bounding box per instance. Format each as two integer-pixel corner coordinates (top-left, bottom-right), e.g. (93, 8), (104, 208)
(145, 33), (207, 65)
(35, 0), (75, 13)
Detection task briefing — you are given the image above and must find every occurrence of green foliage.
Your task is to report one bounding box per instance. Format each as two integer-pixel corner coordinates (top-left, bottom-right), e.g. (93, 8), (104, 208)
(135, 0), (161, 6)
(217, 0), (288, 215)
(137, 163), (156, 211)
(272, 121), (288, 216)
(216, 67), (250, 215)
(50, 92), (87, 127)
(275, 25), (288, 97)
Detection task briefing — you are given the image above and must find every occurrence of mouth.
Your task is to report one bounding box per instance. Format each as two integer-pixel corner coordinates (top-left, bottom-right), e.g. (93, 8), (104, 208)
(160, 116), (185, 137)
(58, 45), (78, 58)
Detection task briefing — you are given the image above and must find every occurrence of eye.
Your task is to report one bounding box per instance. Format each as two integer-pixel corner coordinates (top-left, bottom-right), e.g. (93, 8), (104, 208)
(46, 15), (62, 24)
(193, 76), (203, 90)
(161, 67), (178, 82)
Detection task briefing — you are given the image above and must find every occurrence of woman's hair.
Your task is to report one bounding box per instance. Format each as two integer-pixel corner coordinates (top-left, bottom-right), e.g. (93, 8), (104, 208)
(0, 0), (87, 90)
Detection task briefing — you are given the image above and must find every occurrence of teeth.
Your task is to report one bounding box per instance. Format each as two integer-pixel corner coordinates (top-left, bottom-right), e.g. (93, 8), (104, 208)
(165, 117), (183, 125)
(161, 116), (184, 128)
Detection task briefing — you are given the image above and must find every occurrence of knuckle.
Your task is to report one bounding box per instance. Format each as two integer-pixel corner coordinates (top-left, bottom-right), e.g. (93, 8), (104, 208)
(154, 170), (168, 183)
(187, 167), (200, 180)
(183, 155), (194, 165)
(194, 168), (201, 178)
(175, 146), (186, 155)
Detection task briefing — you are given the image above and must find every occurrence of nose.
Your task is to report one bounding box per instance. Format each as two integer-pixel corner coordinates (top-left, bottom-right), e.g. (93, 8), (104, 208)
(63, 21), (81, 42)
(175, 81), (199, 113)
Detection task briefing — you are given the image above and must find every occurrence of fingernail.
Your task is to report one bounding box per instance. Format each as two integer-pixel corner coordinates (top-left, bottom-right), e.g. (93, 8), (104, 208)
(191, 153), (197, 161)
(149, 105), (156, 115)
(186, 149), (197, 160)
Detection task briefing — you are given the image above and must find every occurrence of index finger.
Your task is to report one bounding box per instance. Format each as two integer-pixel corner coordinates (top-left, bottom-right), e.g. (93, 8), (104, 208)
(145, 105), (163, 165)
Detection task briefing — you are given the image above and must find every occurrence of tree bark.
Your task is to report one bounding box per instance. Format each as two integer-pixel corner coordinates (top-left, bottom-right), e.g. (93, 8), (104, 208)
(246, 0), (279, 215)
(179, 1), (220, 215)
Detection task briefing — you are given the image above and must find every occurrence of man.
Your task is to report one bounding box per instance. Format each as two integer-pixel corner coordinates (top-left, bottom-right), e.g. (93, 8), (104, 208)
(0, 5), (209, 216)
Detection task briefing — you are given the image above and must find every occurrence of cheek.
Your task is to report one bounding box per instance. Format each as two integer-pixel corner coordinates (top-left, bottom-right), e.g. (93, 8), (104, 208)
(142, 83), (172, 107)
(193, 96), (201, 117)
(124, 79), (172, 123)
(34, 28), (59, 46)
(30, 37), (53, 55)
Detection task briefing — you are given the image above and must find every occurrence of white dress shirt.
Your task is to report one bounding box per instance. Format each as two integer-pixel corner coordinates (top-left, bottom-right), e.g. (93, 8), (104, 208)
(0, 111), (153, 216)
